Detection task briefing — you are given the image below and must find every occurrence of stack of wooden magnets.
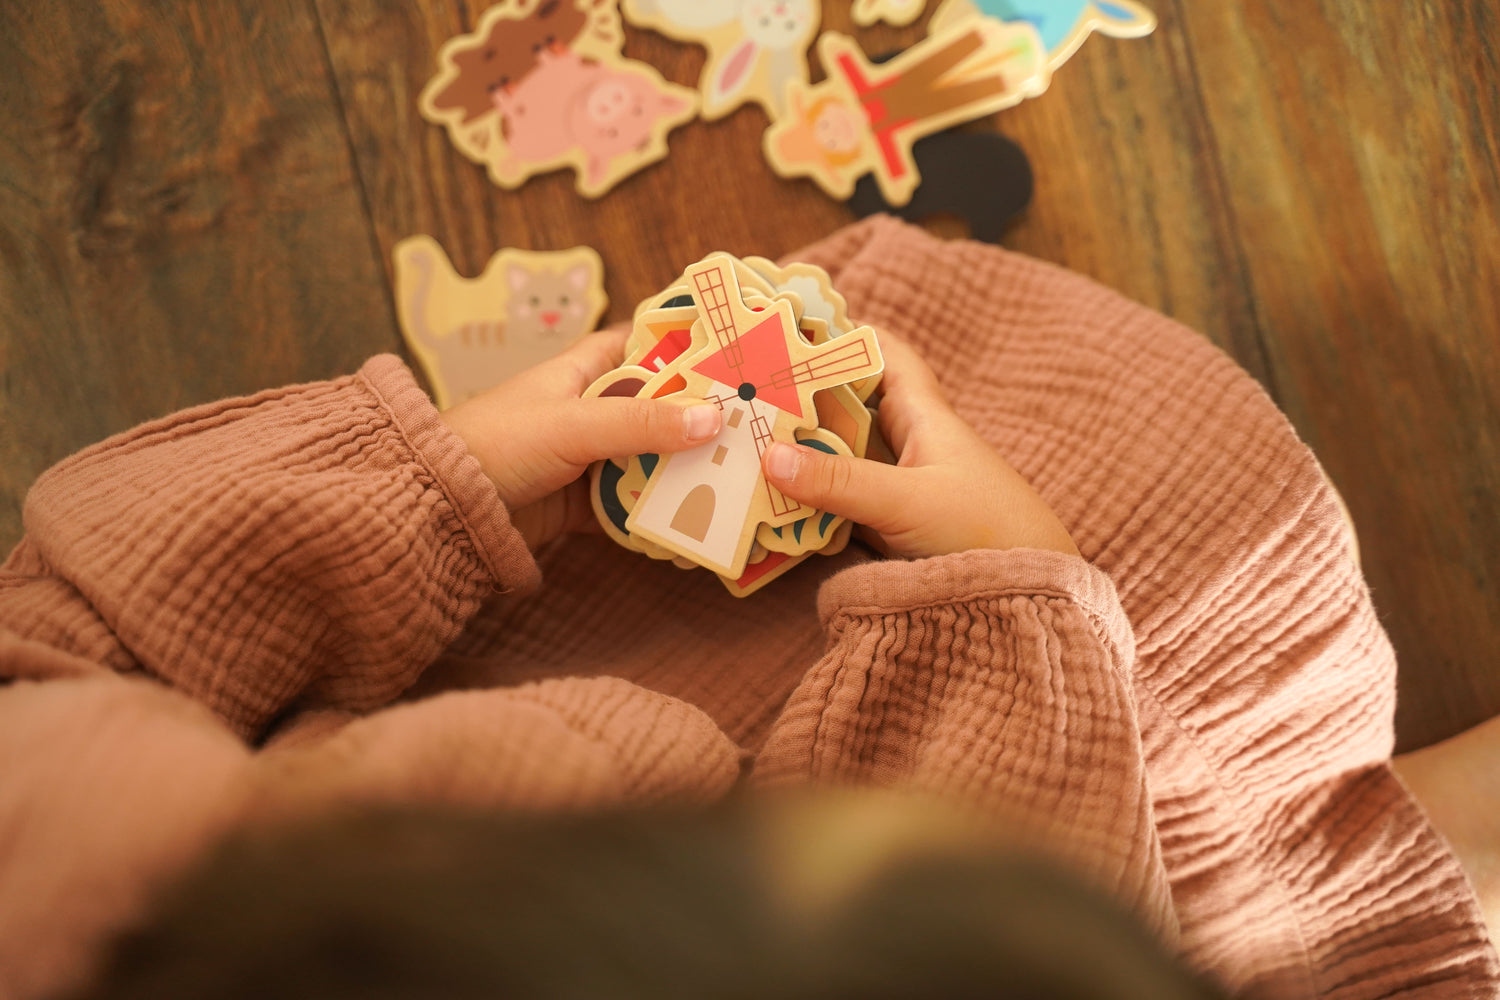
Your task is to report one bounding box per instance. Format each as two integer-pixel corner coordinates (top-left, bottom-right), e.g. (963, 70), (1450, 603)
(585, 251), (888, 596)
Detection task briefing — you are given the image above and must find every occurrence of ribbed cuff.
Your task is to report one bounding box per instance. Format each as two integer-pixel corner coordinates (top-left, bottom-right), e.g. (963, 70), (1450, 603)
(358, 356), (540, 595)
(819, 547), (1134, 666)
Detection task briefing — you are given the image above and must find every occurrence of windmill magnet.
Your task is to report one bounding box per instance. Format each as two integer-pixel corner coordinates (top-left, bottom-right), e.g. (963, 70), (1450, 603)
(625, 253), (883, 579)
(621, 0), (819, 120)
(394, 235), (607, 409)
(420, 0), (698, 197)
(763, 22), (1048, 205)
(587, 253), (882, 594)
(928, 0), (1155, 71)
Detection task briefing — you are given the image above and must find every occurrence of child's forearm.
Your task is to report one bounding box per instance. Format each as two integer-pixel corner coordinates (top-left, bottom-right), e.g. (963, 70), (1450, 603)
(1, 356), (537, 740)
(757, 547), (1176, 944)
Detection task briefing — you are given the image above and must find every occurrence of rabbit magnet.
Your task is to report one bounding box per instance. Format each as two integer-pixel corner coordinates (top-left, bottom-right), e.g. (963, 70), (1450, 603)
(622, 0), (819, 120)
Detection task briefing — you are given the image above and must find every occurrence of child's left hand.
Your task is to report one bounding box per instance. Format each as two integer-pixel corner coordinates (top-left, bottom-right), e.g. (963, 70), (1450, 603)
(441, 331), (722, 551)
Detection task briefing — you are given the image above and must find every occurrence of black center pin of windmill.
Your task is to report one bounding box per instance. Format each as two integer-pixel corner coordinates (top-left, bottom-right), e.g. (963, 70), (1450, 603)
(737, 382), (757, 401)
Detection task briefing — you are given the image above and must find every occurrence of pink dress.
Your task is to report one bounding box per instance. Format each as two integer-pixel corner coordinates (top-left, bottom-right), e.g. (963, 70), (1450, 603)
(1, 217), (1494, 999)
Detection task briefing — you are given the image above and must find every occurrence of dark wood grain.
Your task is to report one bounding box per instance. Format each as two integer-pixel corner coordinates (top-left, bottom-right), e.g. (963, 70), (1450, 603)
(0, 0), (395, 546)
(1, 0), (1495, 748)
(1166, 1), (1500, 750)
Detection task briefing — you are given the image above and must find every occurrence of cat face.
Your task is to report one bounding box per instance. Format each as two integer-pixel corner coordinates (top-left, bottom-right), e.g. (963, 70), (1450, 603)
(430, 0), (589, 122)
(506, 264), (594, 341)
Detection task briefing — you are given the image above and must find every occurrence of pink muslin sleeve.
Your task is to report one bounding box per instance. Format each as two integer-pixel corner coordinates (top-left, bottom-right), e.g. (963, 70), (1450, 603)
(756, 547), (1178, 944)
(0, 355), (539, 739)
(0, 356), (744, 1000)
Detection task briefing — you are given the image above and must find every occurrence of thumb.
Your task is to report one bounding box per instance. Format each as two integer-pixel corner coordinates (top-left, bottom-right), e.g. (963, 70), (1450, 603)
(762, 442), (906, 530)
(553, 396), (722, 465)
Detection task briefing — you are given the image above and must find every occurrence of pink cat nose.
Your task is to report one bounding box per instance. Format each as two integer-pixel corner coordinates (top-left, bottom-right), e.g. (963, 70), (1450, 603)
(540, 310), (562, 327)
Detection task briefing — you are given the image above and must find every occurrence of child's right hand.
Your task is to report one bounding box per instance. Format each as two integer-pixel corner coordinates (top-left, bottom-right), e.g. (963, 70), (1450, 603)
(761, 335), (1078, 560)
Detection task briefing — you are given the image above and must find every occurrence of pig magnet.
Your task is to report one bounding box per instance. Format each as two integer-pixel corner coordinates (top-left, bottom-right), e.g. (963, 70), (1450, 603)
(421, 0), (698, 197)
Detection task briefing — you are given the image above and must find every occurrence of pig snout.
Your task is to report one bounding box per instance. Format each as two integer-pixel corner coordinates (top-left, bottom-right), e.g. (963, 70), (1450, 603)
(585, 80), (632, 123)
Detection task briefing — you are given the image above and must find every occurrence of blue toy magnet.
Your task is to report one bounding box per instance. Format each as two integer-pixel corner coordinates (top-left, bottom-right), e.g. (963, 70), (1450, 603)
(929, 0), (1155, 70)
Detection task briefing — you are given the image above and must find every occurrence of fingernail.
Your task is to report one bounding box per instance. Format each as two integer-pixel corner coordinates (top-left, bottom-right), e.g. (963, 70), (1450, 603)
(765, 442), (799, 481)
(683, 404), (720, 442)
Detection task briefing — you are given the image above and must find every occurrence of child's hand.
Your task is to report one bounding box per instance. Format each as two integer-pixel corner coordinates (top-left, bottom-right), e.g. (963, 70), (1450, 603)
(761, 335), (1078, 560)
(442, 331), (721, 551)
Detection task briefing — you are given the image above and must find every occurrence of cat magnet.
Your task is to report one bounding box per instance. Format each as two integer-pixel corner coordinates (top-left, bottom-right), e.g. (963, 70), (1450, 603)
(763, 22), (1048, 205)
(394, 235), (607, 409)
(927, 0), (1155, 72)
(621, 0), (819, 120)
(421, 0), (698, 197)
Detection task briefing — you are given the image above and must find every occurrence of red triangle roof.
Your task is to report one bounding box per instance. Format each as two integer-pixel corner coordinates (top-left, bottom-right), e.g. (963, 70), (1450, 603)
(691, 313), (802, 416)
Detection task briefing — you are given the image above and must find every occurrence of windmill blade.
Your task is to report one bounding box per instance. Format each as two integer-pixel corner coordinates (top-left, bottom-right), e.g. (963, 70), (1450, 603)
(746, 397), (808, 520)
(690, 263), (746, 371)
(769, 327), (882, 393)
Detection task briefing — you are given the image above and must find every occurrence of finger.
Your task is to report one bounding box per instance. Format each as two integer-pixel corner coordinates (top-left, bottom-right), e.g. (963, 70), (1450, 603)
(547, 395), (721, 467)
(762, 442), (908, 530)
(871, 336), (950, 456)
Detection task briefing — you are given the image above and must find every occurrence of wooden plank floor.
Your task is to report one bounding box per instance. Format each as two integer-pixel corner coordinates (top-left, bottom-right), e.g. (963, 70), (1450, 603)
(1, 0), (1494, 750)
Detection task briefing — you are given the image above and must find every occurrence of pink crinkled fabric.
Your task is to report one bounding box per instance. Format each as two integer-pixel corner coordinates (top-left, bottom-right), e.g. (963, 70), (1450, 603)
(0, 217), (1493, 1000)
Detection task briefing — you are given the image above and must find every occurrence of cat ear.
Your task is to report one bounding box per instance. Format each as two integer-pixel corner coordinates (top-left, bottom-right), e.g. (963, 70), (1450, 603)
(508, 264), (533, 292)
(565, 264), (590, 289)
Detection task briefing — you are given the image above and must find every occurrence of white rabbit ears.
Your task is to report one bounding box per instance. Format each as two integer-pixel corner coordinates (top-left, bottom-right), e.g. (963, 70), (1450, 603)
(622, 0), (819, 120)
